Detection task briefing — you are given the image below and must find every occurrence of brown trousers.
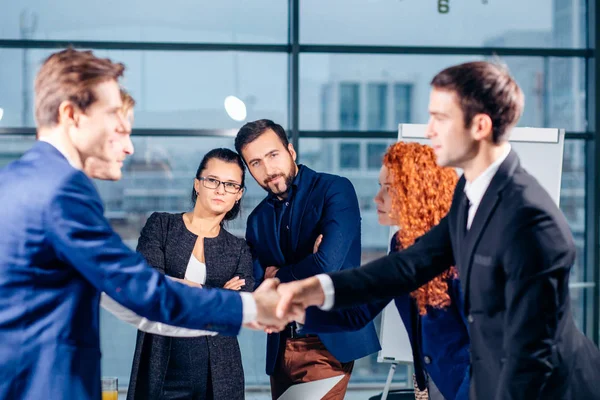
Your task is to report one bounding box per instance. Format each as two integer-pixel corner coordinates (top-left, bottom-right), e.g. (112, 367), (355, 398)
(270, 336), (354, 400)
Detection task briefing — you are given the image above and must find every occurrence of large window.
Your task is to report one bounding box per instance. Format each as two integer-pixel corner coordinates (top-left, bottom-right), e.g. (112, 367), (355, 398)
(0, 1), (596, 398)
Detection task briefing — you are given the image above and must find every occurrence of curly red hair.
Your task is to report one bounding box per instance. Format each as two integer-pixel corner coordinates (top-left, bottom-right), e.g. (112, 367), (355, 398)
(383, 142), (459, 315)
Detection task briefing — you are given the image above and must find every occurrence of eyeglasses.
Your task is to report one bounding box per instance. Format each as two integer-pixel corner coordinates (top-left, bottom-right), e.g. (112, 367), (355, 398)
(198, 177), (243, 194)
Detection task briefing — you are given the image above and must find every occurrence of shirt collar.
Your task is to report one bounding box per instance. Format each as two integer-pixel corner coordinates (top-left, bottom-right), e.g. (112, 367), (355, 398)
(39, 138), (82, 170)
(464, 144), (511, 207)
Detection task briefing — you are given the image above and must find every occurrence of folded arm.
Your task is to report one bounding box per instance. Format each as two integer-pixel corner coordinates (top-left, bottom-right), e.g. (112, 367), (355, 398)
(300, 300), (389, 333)
(276, 178), (361, 283)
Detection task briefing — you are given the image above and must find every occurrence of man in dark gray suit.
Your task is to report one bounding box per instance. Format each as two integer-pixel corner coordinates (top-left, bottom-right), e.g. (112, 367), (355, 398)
(275, 61), (600, 399)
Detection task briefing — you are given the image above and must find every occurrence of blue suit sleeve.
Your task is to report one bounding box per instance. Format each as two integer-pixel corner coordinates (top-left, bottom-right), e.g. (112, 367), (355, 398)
(301, 300), (390, 333)
(276, 177), (360, 283)
(46, 171), (243, 335)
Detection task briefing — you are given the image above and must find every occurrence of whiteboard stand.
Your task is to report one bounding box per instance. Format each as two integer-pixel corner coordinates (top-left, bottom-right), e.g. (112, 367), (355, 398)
(377, 230), (414, 400)
(381, 363), (398, 400)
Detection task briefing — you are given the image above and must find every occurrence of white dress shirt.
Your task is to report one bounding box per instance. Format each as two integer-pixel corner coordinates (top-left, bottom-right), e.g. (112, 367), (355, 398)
(464, 144), (511, 229)
(184, 254), (207, 285)
(317, 144), (512, 311)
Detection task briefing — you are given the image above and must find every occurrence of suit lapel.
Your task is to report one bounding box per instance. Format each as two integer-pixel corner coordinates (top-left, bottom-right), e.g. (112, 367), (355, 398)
(461, 150), (519, 312)
(289, 166), (316, 254)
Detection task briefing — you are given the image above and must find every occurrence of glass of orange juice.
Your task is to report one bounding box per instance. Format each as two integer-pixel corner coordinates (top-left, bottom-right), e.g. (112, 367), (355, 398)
(101, 377), (118, 400)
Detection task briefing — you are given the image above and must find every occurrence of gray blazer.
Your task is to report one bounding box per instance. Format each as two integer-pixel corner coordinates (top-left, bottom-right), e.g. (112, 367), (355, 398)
(127, 212), (254, 399)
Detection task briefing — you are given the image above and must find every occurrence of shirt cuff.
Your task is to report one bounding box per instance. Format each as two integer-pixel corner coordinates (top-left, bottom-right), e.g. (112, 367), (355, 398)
(240, 292), (257, 324)
(316, 274), (335, 311)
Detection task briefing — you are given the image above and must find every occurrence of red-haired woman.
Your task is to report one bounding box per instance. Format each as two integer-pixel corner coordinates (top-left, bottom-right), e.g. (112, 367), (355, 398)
(307, 142), (470, 400)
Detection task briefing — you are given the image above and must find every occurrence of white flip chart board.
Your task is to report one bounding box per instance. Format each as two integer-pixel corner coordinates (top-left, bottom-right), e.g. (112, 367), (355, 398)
(378, 124), (565, 364)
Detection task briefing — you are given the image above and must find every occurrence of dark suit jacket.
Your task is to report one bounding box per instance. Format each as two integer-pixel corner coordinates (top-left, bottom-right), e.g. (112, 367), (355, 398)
(328, 151), (600, 400)
(127, 212), (254, 400)
(304, 236), (470, 400)
(0, 142), (243, 400)
(246, 165), (380, 375)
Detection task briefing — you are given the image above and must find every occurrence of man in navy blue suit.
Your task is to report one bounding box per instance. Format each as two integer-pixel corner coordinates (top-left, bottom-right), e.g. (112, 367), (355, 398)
(0, 49), (297, 400)
(235, 119), (381, 400)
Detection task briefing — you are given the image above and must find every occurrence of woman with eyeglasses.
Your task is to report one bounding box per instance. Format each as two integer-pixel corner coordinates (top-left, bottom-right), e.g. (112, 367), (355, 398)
(127, 148), (254, 400)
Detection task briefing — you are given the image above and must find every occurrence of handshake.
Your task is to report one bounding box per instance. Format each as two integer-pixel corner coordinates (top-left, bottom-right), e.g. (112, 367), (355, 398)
(244, 276), (327, 333)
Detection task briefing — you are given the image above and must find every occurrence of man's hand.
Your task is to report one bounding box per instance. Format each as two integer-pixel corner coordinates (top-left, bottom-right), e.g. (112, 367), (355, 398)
(249, 278), (305, 332)
(264, 266), (279, 279)
(276, 277), (326, 319)
(224, 276), (245, 291)
(313, 234), (323, 254)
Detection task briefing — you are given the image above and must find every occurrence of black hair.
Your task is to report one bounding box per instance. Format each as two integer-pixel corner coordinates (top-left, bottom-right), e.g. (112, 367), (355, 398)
(234, 119), (290, 160)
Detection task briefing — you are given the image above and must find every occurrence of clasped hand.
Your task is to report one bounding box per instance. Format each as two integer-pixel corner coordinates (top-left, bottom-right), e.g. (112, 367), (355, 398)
(244, 276), (326, 334)
(246, 234), (327, 333)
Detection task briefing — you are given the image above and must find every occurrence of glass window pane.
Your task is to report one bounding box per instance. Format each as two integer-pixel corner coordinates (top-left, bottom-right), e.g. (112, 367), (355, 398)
(339, 142), (361, 169)
(367, 83), (388, 130)
(0, 49), (288, 129)
(300, 0), (586, 48)
(320, 83), (334, 130)
(367, 143), (388, 170)
(300, 54), (586, 132)
(339, 83), (360, 130)
(394, 83), (414, 124)
(560, 139), (588, 333)
(1, 1), (288, 43)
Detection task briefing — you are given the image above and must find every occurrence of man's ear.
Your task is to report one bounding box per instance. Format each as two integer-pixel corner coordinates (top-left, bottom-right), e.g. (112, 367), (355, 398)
(287, 143), (297, 162)
(470, 113), (493, 141)
(57, 100), (85, 128)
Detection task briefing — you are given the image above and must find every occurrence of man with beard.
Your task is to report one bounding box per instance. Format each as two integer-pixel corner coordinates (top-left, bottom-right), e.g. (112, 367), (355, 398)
(235, 119), (380, 400)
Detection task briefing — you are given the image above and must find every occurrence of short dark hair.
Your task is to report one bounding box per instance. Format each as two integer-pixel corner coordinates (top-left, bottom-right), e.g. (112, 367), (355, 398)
(234, 119), (289, 159)
(191, 148), (245, 222)
(35, 48), (125, 128)
(431, 61), (524, 143)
